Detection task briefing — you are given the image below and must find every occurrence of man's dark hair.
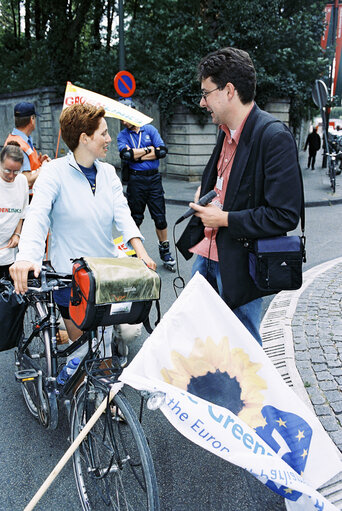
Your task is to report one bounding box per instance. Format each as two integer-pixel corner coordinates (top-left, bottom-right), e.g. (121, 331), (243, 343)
(198, 47), (256, 104)
(15, 116), (32, 129)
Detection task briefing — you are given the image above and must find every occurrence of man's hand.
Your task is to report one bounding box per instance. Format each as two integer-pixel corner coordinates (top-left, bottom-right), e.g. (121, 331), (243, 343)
(131, 146), (156, 161)
(38, 153), (51, 164)
(9, 260), (40, 294)
(189, 202), (229, 228)
(141, 146), (156, 160)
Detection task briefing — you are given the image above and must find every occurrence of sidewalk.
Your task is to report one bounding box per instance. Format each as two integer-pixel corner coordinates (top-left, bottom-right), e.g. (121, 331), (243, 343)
(161, 150), (342, 508)
(261, 259), (342, 509)
(163, 150), (342, 207)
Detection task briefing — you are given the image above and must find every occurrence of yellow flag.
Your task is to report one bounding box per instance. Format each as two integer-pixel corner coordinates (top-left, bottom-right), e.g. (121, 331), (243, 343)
(63, 82), (152, 127)
(113, 235), (136, 256)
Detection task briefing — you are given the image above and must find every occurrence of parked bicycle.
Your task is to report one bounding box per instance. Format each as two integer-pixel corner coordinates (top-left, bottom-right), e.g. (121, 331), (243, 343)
(0, 265), (161, 511)
(325, 148), (342, 193)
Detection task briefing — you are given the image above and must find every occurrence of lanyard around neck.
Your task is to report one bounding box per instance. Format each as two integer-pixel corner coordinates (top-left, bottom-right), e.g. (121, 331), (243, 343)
(129, 130), (142, 149)
(218, 144), (236, 177)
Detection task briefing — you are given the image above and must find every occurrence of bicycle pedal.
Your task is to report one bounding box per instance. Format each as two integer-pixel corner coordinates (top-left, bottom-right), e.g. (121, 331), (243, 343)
(15, 368), (39, 382)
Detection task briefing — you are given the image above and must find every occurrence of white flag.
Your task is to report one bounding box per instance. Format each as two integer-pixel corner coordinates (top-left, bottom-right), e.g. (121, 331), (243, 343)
(120, 273), (342, 511)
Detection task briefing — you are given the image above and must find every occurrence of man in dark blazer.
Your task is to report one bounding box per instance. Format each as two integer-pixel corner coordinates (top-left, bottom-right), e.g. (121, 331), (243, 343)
(177, 47), (302, 345)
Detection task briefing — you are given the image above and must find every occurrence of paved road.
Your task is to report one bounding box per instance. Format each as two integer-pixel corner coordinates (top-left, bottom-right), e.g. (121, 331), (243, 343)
(0, 202), (285, 511)
(1, 200), (342, 511)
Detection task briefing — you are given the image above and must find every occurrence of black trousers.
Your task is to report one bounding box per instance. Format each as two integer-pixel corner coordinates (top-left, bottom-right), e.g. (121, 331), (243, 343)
(307, 150), (317, 169)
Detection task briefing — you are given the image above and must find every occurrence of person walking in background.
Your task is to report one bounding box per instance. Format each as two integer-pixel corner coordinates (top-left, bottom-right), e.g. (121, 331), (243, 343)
(4, 102), (50, 192)
(117, 99), (176, 272)
(0, 143), (28, 279)
(177, 47), (302, 345)
(304, 126), (321, 170)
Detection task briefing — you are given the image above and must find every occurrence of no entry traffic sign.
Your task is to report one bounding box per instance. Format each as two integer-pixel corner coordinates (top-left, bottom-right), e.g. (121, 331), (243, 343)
(114, 71), (136, 97)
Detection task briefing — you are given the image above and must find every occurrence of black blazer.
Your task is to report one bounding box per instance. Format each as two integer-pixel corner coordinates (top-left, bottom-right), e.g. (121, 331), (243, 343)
(177, 104), (302, 309)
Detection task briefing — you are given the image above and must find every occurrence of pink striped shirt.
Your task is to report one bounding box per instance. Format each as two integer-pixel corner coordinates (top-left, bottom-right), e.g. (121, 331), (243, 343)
(190, 106), (253, 261)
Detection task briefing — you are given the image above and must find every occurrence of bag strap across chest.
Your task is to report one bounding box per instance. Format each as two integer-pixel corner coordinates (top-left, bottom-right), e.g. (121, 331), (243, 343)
(249, 120), (306, 260)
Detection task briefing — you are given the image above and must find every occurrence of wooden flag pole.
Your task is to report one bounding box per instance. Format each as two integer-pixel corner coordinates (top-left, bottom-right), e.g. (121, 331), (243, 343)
(23, 383), (121, 511)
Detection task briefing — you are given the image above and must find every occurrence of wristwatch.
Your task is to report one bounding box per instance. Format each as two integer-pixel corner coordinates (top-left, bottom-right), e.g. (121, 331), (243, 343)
(144, 147), (151, 154)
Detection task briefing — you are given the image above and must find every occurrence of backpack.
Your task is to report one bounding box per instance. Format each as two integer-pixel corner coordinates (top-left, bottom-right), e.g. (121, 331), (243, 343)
(0, 286), (26, 352)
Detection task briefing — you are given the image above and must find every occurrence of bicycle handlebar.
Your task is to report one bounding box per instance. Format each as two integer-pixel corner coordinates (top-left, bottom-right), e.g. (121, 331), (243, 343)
(26, 266), (72, 294)
(0, 266), (72, 303)
(325, 151), (342, 156)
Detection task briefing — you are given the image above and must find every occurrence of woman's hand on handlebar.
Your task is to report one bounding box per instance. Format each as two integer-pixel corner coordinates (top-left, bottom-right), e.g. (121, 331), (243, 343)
(9, 261), (40, 294)
(129, 238), (157, 270)
(140, 254), (157, 271)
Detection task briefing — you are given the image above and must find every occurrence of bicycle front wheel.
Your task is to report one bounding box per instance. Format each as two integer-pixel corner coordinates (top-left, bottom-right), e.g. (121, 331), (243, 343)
(71, 383), (160, 511)
(17, 301), (50, 422)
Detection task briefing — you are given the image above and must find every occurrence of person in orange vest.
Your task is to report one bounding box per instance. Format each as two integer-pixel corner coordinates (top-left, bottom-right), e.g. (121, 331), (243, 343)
(4, 102), (50, 190)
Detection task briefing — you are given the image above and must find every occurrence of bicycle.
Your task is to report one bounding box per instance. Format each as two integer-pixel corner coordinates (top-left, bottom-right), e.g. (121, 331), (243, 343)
(326, 133), (342, 193)
(0, 266), (161, 511)
(325, 149), (342, 193)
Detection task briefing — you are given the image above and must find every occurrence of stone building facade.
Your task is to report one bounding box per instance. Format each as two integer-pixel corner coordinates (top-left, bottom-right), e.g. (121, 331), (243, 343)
(0, 87), (293, 181)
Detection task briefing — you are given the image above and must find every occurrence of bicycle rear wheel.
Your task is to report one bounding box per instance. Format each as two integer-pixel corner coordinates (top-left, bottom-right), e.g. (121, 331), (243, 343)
(71, 383), (159, 511)
(329, 160), (336, 193)
(17, 301), (51, 423)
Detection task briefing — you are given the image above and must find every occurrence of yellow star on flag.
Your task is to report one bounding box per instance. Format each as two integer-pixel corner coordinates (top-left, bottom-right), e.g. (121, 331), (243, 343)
(276, 417), (287, 428)
(284, 488), (293, 494)
(301, 449), (308, 459)
(296, 430), (305, 441)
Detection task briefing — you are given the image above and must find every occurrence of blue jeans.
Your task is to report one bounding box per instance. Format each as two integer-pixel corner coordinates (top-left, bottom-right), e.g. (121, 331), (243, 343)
(191, 255), (263, 345)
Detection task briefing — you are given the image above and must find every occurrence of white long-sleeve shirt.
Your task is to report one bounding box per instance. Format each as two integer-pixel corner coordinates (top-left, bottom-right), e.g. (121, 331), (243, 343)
(16, 152), (143, 273)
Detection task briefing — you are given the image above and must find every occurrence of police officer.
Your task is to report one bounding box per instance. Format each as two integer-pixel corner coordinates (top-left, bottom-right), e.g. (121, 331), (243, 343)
(117, 99), (175, 271)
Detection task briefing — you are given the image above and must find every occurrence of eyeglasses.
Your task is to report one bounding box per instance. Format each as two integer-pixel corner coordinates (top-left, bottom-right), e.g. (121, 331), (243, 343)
(200, 86), (220, 100)
(1, 167), (21, 175)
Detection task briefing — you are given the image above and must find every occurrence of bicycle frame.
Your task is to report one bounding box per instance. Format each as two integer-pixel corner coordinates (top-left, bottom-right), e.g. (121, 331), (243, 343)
(1, 270), (161, 510)
(14, 277), (113, 426)
(325, 149), (340, 193)
(18, 291), (101, 395)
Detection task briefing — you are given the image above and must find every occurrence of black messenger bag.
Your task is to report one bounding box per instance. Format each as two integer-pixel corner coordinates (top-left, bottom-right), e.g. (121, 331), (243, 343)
(248, 235), (305, 293)
(248, 121), (306, 294)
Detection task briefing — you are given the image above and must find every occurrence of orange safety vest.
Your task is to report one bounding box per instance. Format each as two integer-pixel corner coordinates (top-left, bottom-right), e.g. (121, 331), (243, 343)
(5, 133), (41, 171)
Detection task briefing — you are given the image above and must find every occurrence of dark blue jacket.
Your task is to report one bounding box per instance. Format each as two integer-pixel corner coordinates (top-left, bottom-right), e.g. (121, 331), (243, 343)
(117, 124), (164, 171)
(177, 104), (302, 308)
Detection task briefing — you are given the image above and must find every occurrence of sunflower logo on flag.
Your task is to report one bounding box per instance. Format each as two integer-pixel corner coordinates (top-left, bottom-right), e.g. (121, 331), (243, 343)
(161, 336), (267, 428)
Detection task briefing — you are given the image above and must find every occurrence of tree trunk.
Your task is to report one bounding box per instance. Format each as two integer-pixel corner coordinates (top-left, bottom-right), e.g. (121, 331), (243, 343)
(17, 0), (21, 38)
(34, 0), (41, 39)
(25, 0), (31, 40)
(47, 0), (93, 80)
(92, 0), (103, 50)
(9, 0), (18, 38)
(106, 0), (116, 50)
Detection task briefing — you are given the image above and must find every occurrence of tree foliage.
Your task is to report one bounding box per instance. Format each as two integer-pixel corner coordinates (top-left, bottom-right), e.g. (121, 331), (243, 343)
(124, 0), (328, 129)
(0, 0), (328, 129)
